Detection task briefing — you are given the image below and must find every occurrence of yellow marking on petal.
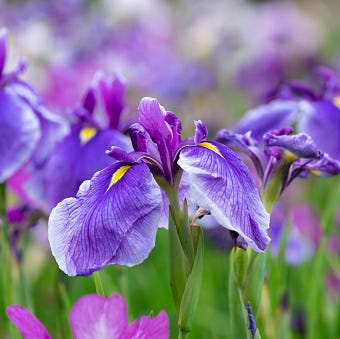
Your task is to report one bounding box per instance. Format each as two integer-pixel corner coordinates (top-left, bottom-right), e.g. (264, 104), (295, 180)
(283, 151), (298, 162)
(106, 165), (131, 191)
(199, 142), (223, 157)
(333, 96), (340, 109)
(310, 169), (321, 176)
(79, 127), (97, 144)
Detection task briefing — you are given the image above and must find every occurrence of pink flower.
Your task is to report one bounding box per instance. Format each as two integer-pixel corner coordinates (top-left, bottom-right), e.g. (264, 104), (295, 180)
(7, 293), (169, 339)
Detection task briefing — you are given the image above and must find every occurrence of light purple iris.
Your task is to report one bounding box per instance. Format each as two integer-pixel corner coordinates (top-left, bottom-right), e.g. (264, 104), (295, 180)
(7, 293), (169, 339)
(48, 97), (270, 276)
(20, 72), (131, 211)
(0, 28), (66, 183)
(235, 66), (340, 161)
(217, 126), (340, 206)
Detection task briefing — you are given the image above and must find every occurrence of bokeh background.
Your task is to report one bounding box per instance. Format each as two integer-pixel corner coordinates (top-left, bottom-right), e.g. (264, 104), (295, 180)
(2, 0), (340, 338)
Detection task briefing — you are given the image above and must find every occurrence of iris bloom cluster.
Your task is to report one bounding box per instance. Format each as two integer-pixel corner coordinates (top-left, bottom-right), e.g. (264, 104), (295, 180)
(217, 126), (340, 211)
(7, 293), (169, 339)
(235, 66), (340, 161)
(48, 97), (270, 276)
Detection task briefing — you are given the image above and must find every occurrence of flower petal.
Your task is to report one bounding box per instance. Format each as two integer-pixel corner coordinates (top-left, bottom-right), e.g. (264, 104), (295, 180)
(121, 310), (170, 339)
(297, 100), (340, 160)
(48, 162), (162, 276)
(70, 293), (128, 339)
(0, 90), (40, 182)
(6, 305), (51, 339)
(178, 141), (270, 251)
(25, 126), (131, 210)
(235, 100), (298, 141)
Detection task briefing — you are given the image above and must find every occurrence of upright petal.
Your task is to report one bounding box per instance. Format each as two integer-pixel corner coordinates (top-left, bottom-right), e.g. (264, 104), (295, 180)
(70, 294), (128, 339)
(48, 162), (162, 276)
(6, 305), (51, 339)
(0, 90), (40, 182)
(121, 310), (170, 339)
(178, 141), (270, 251)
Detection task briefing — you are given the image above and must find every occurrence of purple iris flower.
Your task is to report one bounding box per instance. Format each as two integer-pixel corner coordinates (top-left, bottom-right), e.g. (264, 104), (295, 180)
(48, 97), (270, 276)
(7, 293), (169, 339)
(217, 127), (340, 210)
(0, 28), (67, 183)
(235, 66), (340, 161)
(21, 72), (131, 211)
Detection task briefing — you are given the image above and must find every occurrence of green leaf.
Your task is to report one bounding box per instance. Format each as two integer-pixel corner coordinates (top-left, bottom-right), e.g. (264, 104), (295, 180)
(168, 207), (190, 313)
(178, 226), (204, 333)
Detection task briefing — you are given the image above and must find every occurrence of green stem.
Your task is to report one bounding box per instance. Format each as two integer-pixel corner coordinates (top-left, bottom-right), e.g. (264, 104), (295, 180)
(93, 271), (105, 295)
(178, 329), (190, 339)
(0, 182), (20, 339)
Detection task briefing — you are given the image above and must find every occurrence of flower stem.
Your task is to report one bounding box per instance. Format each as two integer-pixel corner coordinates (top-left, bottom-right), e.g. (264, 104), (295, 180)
(93, 271), (105, 295)
(178, 329), (190, 339)
(0, 182), (20, 338)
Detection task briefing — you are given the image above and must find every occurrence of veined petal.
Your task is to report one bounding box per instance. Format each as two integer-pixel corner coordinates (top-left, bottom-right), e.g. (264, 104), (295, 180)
(48, 162), (162, 276)
(0, 90), (40, 182)
(121, 310), (170, 339)
(178, 141), (270, 251)
(70, 293), (128, 339)
(25, 126), (131, 210)
(6, 305), (51, 339)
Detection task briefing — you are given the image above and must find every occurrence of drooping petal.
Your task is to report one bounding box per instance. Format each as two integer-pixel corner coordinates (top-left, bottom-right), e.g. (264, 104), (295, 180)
(24, 125), (131, 210)
(70, 293), (128, 339)
(0, 90), (40, 182)
(121, 310), (170, 339)
(178, 141), (270, 251)
(6, 305), (51, 339)
(48, 162), (162, 276)
(264, 130), (322, 159)
(235, 100), (298, 141)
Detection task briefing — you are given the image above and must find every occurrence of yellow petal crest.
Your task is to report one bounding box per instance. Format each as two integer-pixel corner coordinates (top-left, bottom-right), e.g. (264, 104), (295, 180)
(79, 127), (97, 144)
(198, 142), (223, 157)
(106, 165), (132, 191)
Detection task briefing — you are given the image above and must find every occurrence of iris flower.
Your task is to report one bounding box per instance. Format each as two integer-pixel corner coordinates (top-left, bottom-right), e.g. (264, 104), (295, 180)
(21, 72), (131, 211)
(217, 127), (340, 210)
(48, 97), (270, 276)
(7, 293), (169, 339)
(235, 66), (340, 161)
(0, 28), (66, 184)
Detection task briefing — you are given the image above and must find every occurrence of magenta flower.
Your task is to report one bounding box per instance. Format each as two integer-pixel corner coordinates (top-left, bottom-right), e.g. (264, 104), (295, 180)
(7, 293), (169, 339)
